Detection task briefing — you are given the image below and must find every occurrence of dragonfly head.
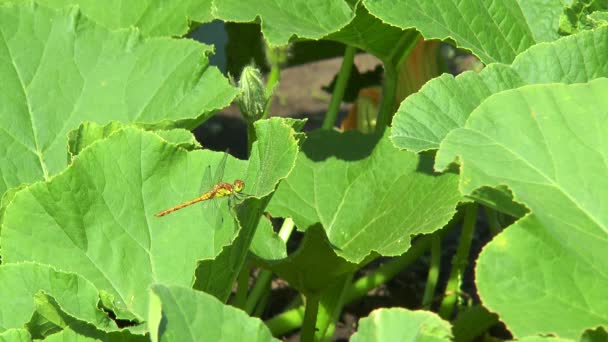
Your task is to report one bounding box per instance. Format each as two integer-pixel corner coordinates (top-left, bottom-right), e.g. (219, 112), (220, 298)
(234, 179), (245, 193)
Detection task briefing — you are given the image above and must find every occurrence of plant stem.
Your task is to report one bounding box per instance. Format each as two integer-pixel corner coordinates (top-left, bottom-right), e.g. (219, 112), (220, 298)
(252, 282), (270, 317)
(262, 64), (280, 120)
(483, 206), (502, 236)
(344, 234), (432, 303)
(439, 203), (478, 319)
(278, 218), (295, 241)
(245, 218), (295, 314)
(301, 294), (320, 342)
(245, 269), (272, 314)
(375, 62), (397, 131)
(314, 274), (353, 341)
(266, 234), (435, 337)
(321, 45), (357, 130)
(233, 262), (250, 309)
(421, 233), (441, 309)
(246, 121), (256, 157)
(266, 306), (305, 336)
(321, 322), (335, 342)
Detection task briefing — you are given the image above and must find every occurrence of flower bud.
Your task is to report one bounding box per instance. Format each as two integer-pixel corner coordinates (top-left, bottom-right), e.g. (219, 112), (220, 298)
(236, 65), (268, 122)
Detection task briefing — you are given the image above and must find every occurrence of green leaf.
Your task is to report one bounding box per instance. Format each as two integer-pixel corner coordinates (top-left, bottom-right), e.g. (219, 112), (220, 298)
(435, 79), (608, 339)
(3, 117), (299, 320)
(42, 327), (147, 342)
(2, 128), (247, 321)
(67, 122), (128, 160)
(213, 0), (354, 46)
(559, 0), (608, 35)
(517, 337), (573, 342)
(326, 3), (418, 64)
(250, 216), (287, 261)
(363, 0), (563, 64)
(392, 27), (608, 154)
(0, 329), (30, 342)
(350, 308), (452, 342)
(269, 129), (460, 264)
(263, 130), (460, 293)
(452, 305), (499, 342)
(0, 0), (214, 37)
(256, 225), (360, 294)
(148, 284), (278, 342)
(580, 327), (608, 342)
(67, 122), (200, 160)
(0, 263), (115, 333)
(0, 2), (237, 199)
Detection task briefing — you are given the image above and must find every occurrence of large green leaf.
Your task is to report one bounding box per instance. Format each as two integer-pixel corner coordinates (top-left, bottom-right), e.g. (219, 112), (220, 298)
(0, 263), (115, 333)
(0, 0), (213, 37)
(148, 285), (278, 342)
(213, 0), (354, 46)
(264, 129), (460, 292)
(392, 27), (608, 153)
(351, 308), (452, 341)
(0, 329), (30, 342)
(0, 2), (237, 199)
(364, 0), (564, 64)
(326, 2), (418, 64)
(435, 79), (608, 339)
(2, 120), (296, 321)
(42, 327), (146, 342)
(269, 129), (460, 263)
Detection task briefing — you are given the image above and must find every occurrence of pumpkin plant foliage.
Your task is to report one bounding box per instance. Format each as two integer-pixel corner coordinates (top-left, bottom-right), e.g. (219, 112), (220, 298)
(0, 0), (607, 341)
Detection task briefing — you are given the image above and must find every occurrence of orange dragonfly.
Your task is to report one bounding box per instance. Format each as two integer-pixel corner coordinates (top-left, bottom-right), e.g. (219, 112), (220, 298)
(155, 152), (246, 217)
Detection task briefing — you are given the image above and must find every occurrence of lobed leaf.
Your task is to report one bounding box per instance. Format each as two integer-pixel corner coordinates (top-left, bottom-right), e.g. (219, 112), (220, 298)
(148, 284), (278, 342)
(392, 27), (608, 153)
(2, 118), (299, 321)
(0, 0), (214, 37)
(0, 329), (30, 342)
(264, 129), (460, 292)
(435, 79), (608, 338)
(0, 2), (237, 199)
(364, 0), (563, 64)
(0, 263), (115, 333)
(351, 308), (452, 342)
(213, 0), (354, 46)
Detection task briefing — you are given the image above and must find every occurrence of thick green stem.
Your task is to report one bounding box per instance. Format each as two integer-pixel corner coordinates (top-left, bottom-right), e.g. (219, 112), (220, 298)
(278, 218), (295, 241)
(314, 274), (353, 341)
(266, 235), (434, 337)
(252, 282), (271, 317)
(233, 263), (250, 309)
(344, 235), (432, 303)
(439, 203), (478, 319)
(375, 62), (397, 131)
(422, 234), (441, 309)
(322, 45), (357, 130)
(245, 218), (295, 314)
(245, 269), (272, 314)
(266, 306), (305, 336)
(483, 206), (502, 236)
(301, 294), (320, 342)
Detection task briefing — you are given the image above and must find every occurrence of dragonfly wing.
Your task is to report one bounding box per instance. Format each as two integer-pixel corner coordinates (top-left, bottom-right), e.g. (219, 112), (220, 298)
(200, 165), (221, 228)
(213, 151), (229, 185)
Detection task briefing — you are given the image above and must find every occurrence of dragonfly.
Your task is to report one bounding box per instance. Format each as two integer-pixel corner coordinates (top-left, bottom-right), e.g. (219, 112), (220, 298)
(155, 152), (247, 218)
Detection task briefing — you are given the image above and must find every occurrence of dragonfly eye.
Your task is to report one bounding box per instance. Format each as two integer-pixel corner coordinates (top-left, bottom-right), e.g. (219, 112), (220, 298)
(234, 179), (245, 192)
